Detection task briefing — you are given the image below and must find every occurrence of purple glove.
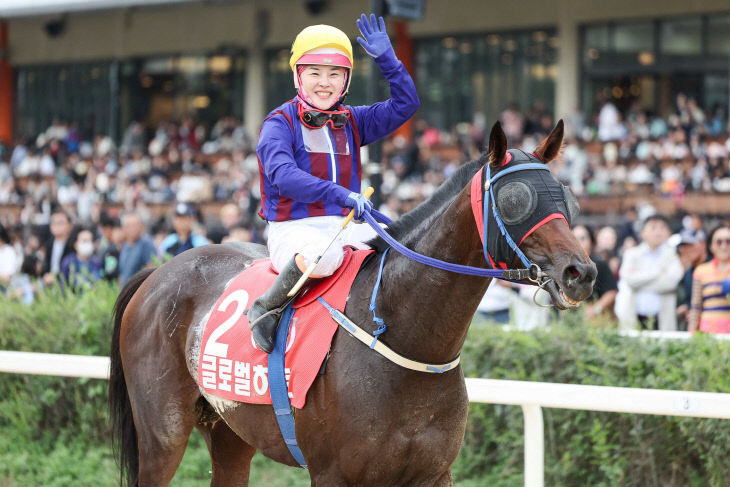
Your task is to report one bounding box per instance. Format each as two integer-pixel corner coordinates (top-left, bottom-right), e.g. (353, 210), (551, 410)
(356, 13), (394, 59)
(345, 192), (373, 219)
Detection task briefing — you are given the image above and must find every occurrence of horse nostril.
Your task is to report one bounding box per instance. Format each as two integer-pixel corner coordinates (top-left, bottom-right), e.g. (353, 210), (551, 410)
(564, 262), (597, 287)
(562, 265), (580, 288)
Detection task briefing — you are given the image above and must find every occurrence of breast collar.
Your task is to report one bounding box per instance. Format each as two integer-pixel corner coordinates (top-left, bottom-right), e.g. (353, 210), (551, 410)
(470, 149), (571, 271)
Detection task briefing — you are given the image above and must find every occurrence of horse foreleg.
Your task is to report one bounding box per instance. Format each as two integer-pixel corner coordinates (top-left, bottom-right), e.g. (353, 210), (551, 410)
(196, 420), (256, 487)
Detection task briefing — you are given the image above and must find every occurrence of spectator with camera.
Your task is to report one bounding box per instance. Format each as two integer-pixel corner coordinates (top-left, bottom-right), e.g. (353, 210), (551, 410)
(98, 215), (124, 282)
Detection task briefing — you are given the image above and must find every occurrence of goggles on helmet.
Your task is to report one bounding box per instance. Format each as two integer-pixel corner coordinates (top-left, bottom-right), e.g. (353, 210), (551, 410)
(297, 102), (350, 130)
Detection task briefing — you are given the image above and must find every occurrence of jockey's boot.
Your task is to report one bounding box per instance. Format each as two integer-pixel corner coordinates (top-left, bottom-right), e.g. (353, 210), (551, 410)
(248, 256), (304, 354)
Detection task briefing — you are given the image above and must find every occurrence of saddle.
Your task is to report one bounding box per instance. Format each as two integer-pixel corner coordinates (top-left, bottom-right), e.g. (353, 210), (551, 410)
(197, 247), (373, 408)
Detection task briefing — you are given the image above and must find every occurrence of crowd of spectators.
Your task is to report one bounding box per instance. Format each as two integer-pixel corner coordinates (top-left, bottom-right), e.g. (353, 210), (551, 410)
(378, 93), (730, 220)
(0, 116), (261, 226)
(0, 115), (262, 300)
(569, 93), (730, 197)
(478, 210), (730, 333)
(0, 96), (728, 328)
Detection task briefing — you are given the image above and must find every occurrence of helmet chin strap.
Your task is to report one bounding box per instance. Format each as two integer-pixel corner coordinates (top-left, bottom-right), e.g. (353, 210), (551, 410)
(333, 69), (351, 108)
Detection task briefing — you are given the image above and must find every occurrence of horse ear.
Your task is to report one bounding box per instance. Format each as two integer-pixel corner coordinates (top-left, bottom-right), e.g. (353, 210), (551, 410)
(487, 121), (507, 167)
(533, 119), (564, 163)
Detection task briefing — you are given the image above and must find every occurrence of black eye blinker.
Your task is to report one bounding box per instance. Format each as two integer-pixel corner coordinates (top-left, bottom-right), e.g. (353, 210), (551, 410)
(494, 178), (579, 228)
(562, 184), (580, 226)
(495, 180), (536, 226)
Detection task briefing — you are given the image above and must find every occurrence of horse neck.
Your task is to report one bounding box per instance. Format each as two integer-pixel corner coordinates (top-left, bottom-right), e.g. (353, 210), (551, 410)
(377, 185), (491, 363)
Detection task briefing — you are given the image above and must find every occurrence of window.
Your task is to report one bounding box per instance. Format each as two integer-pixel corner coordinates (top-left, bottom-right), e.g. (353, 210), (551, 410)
(614, 22), (654, 52)
(584, 25), (610, 50)
(119, 53), (245, 132)
(16, 62), (112, 139)
(581, 13), (730, 121)
(661, 17), (701, 54)
(414, 29), (557, 130)
(708, 15), (730, 55)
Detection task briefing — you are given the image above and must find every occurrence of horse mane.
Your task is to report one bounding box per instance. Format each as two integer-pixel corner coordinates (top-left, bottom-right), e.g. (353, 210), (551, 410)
(368, 155), (485, 253)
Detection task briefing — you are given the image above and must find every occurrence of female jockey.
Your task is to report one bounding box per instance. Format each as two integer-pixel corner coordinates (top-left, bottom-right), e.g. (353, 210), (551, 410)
(249, 13), (420, 353)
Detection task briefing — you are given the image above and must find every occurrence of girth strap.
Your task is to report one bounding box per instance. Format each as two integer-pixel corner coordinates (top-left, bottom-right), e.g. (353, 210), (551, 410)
(318, 297), (460, 374)
(268, 304), (308, 469)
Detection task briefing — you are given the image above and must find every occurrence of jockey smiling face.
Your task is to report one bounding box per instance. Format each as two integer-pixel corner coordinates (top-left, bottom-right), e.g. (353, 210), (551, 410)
(295, 65), (347, 111)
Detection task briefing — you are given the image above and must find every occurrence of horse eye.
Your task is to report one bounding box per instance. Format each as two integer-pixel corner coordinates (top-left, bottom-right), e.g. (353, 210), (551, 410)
(562, 185), (580, 225)
(496, 180), (536, 225)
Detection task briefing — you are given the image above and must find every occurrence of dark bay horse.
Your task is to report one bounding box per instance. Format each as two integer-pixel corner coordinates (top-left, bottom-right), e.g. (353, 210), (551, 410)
(109, 121), (596, 486)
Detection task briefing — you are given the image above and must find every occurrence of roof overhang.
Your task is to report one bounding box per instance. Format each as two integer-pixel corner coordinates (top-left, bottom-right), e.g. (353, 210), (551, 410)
(0, 0), (205, 19)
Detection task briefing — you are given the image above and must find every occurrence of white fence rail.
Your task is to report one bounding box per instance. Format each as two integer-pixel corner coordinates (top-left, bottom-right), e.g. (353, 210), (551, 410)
(0, 351), (110, 379)
(466, 378), (730, 487)
(3, 350), (730, 487)
(618, 329), (730, 340)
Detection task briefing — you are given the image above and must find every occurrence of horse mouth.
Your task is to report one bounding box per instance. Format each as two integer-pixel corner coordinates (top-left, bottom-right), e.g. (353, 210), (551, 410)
(542, 279), (581, 310)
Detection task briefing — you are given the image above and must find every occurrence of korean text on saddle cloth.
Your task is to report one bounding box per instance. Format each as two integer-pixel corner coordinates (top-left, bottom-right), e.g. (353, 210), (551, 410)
(197, 248), (372, 408)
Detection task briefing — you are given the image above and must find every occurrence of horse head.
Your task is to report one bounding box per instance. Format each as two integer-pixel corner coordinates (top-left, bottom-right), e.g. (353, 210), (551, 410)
(484, 119), (596, 309)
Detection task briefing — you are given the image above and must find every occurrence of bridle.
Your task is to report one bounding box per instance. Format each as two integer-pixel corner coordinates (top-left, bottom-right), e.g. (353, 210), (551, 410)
(476, 160), (554, 287)
(476, 158), (567, 303)
(362, 157), (575, 287)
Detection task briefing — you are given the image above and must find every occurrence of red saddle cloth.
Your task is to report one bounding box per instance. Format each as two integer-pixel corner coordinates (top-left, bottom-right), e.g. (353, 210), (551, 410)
(197, 247), (372, 409)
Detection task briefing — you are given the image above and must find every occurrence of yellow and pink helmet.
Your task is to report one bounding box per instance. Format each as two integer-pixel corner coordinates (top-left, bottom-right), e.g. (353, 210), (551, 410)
(290, 24), (354, 108)
(289, 24), (353, 71)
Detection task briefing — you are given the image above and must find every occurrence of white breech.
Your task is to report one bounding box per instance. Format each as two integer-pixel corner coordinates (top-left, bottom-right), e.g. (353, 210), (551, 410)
(267, 215), (379, 276)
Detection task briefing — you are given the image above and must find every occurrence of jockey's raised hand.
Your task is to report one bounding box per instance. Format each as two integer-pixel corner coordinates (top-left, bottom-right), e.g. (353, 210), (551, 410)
(345, 191), (374, 220)
(356, 13), (393, 59)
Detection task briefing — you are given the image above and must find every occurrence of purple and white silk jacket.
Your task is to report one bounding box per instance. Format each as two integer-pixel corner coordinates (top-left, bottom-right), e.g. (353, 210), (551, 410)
(257, 51), (419, 222)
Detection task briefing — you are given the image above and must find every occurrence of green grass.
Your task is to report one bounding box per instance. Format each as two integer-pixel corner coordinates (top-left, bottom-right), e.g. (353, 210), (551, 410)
(170, 434), (312, 486)
(0, 428), (500, 486)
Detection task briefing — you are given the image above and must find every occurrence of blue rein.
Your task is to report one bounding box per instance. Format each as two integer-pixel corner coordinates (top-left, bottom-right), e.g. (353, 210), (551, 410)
(362, 161), (551, 282)
(360, 162), (550, 348)
(364, 210), (535, 280)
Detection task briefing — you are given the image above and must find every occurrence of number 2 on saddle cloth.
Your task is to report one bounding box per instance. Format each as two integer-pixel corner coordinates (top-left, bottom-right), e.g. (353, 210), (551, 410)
(196, 247), (371, 409)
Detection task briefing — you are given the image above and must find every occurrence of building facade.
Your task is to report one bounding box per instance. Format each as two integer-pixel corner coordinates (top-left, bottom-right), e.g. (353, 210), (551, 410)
(1, 0), (729, 144)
